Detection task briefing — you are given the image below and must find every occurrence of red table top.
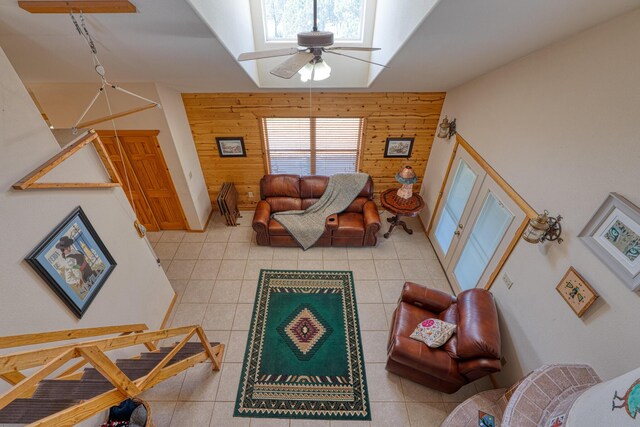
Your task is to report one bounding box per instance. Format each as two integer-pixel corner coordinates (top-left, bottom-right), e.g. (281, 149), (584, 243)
(380, 188), (425, 217)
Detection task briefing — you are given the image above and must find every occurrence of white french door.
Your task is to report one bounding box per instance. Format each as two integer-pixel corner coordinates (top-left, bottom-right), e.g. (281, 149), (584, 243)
(429, 149), (486, 265)
(430, 146), (526, 293)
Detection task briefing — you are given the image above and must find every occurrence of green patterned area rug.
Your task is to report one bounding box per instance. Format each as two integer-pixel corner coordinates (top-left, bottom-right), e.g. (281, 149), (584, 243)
(234, 270), (370, 421)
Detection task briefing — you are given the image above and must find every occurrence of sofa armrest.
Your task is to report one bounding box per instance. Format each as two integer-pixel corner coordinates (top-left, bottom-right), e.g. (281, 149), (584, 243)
(457, 358), (501, 381)
(363, 201), (381, 246)
(400, 281), (456, 313)
(326, 214), (339, 231)
(252, 200), (271, 246)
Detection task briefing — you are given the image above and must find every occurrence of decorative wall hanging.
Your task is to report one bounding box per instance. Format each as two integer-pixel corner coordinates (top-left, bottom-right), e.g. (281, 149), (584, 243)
(25, 207), (116, 318)
(384, 137), (414, 158)
(216, 137), (246, 157)
(579, 193), (640, 291)
(555, 267), (599, 317)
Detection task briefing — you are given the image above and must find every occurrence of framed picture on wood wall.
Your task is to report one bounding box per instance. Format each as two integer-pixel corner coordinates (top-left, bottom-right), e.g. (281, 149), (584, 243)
(216, 137), (246, 157)
(384, 138), (414, 158)
(25, 207), (116, 318)
(579, 193), (640, 291)
(555, 267), (598, 317)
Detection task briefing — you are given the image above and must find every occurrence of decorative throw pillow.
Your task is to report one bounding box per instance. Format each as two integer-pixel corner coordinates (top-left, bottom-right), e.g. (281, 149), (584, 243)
(410, 318), (456, 348)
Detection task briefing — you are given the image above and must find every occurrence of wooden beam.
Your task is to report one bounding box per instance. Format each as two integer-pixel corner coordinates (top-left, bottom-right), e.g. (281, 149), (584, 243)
(0, 326), (195, 374)
(0, 370), (26, 386)
(196, 326), (222, 371)
(27, 182), (121, 189)
(12, 130), (123, 190)
(0, 349), (76, 411)
(92, 135), (122, 185)
(32, 352), (211, 427)
(0, 324), (148, 350)
(78, 346), (141, 397)
(76, 103), (157, 129)
(18, 1), (137, 14)
(136, 329), (195, 390)
(13, 130), (98, 190)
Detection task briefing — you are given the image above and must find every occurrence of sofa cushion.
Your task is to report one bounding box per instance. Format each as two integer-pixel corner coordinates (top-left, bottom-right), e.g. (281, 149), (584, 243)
(261, 174), (300, 198)
(265, 197), (302, 213)
(269, 219), (330, 238)
(300, 175), (329, 198)
(333, 213), (365, 237)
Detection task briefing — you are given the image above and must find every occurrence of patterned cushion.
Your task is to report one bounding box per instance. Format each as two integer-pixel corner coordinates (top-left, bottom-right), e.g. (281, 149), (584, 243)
(409, 318), (456, 348)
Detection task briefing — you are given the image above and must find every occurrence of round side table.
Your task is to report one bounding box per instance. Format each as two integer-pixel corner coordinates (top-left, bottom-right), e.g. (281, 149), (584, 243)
(380, 188), (425, 238)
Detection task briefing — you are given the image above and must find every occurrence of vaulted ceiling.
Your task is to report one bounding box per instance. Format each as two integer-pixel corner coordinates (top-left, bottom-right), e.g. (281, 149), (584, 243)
(0, 0), (638, 92)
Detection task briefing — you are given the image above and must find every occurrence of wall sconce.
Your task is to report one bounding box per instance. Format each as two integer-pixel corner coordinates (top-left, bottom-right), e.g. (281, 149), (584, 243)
(437, 115), (457, 139)
(522, 210), (563, 244)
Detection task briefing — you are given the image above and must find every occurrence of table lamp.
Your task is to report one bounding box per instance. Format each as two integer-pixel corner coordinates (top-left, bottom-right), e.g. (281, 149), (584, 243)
(395, 165), (417, 199)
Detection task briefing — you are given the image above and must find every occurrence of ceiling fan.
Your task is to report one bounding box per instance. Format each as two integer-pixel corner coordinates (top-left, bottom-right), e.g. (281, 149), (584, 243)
(238, 0), (387, 80)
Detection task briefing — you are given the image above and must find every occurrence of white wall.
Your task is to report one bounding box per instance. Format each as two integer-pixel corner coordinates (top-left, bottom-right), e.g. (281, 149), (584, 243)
(156, 84), (211, 228)
(0, 46), (174, 355)
(368, 0), (439, 85)
(28, 82), (210, 230)
(421, 9), (640, 384)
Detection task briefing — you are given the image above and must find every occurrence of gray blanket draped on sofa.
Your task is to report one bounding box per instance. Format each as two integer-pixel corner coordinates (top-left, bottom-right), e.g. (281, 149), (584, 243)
(272, 173), (370, 250)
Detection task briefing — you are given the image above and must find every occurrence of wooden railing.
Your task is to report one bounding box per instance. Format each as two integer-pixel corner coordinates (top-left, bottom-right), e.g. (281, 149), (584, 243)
(0, 324), (223, 427)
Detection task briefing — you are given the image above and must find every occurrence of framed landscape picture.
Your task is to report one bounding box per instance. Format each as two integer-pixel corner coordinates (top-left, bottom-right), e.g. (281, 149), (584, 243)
(25, 207), (116, 318)
(555, 267), (598, 317)
(216, 137), (246, 157)
(384, 137), (414, 158)
(579, 193), (640, 291)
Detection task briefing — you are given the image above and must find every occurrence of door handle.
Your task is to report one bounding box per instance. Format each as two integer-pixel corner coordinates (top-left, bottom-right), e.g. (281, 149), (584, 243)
(454, 230), (461, 236)
(458, 223), (463, 229)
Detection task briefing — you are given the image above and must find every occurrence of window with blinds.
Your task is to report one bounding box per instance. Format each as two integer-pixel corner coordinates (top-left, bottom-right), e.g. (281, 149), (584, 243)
(262, 117), (363, 176)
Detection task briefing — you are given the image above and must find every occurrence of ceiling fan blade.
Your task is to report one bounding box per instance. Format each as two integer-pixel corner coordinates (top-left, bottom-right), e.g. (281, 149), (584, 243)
(323, 50), (389, 68)
(238, 48), (301, 61)
(324, 47), (381, 52)
(270, 52), (315, 79)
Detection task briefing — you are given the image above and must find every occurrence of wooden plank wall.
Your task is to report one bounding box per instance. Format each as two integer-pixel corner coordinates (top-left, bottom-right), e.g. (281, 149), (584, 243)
(182, 92), (445, 209)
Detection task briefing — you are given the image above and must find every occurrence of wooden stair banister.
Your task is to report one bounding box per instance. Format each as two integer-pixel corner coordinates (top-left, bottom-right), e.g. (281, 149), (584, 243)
(0, 323), (149, 349)
(0, 325), (224, 426)
(0, 326), (196, 375)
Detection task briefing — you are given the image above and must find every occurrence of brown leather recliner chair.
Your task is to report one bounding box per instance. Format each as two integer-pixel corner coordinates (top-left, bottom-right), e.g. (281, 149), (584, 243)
(252, 174), (381, 247)
(386, 282), (501, 393)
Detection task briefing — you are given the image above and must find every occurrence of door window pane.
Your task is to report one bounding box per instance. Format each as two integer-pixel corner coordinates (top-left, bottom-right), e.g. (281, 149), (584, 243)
(453, 192), (514, 290)
(434, 159), (478, 254)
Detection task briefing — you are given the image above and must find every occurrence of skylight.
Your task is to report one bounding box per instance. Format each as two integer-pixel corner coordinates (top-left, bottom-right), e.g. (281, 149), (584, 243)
(262, 0), (364, 42)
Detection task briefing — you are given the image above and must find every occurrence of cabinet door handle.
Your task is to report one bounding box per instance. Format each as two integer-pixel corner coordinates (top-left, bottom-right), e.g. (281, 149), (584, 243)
(454, 230), (461, 236)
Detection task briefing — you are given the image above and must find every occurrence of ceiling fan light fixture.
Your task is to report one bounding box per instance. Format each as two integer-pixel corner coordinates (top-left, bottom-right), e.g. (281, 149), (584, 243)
(313, 59), (331, 81)
(298, 59), (331, 82)
(299, 62), (314, 82)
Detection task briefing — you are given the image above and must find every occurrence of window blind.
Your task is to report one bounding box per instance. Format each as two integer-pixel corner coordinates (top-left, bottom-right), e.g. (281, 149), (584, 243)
(262, 117), (363, 176)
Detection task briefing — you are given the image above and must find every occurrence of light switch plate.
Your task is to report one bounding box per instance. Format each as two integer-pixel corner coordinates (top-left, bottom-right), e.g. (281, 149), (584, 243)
(502, 272), (514, 289)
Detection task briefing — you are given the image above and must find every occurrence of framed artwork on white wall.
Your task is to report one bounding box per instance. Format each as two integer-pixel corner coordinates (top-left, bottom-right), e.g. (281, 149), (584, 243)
(579, 193), (640, 291)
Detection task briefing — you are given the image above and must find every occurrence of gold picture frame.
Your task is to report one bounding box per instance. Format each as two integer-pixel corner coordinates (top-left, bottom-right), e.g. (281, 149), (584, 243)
(555, 267), (599, 317)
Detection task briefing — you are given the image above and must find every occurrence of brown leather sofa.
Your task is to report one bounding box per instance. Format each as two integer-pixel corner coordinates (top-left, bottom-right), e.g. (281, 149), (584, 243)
(252, 174), (381, 247)
(386, 282), (501, 393)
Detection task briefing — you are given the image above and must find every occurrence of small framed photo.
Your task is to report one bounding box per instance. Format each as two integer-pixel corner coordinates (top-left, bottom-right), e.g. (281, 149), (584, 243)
(579, 193), (640, 291)
(555, 267), (598, 317)
(216, 137), (246, 157)
(384, 137), (414, 158)
(25, 207), (116, 318)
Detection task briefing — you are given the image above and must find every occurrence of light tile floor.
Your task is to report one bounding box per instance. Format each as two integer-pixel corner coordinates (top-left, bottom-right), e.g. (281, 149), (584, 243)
(143, 211), (494, 427)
